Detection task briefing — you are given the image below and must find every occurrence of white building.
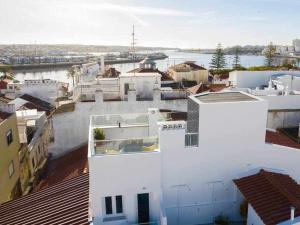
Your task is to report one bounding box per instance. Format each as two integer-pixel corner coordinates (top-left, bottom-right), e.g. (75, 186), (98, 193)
(16, 109), (50, 176)
(88, 91), (300, 225)
(120, 58), (162, 101)
(293, 39), (300, 53)
(228, 71), (300, 129)
(1, 79), (68, 104)
(168, 61), (209, 84)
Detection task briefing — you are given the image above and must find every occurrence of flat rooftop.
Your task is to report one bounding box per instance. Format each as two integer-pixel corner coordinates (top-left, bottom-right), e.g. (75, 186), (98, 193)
(196, 92), (258, 103)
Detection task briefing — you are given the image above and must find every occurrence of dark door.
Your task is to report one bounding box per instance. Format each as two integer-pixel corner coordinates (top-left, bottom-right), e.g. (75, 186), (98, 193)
(137, 193), (149, 224)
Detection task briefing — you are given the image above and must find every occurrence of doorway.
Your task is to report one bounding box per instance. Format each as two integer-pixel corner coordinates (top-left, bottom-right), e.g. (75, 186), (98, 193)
(137, 193), (150, 224)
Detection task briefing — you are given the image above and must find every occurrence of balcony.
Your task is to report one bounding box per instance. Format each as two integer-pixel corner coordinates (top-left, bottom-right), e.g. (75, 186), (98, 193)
(94, 137), (158, 155)
(90, 113), (160, 156)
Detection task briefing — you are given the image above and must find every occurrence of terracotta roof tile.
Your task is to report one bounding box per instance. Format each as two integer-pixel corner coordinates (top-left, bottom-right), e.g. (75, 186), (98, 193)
(234, 169), (300, 225)
(0, 111), (12, 123)
(127, 68), (162, 74)
(266, 130), (300, 150)
(20, 94), (54, 115)
(187, 83), (226, 95)
(35, 144), (88, 191)
(0, 173), (89, 225)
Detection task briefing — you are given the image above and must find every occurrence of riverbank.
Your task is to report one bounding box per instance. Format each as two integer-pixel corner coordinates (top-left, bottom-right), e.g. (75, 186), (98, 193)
(9, 55), (168, 71)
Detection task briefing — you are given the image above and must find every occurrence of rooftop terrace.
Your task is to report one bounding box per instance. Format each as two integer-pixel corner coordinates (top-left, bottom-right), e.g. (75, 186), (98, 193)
(89, 112), (165, 156)
(195, 92), (258, 103)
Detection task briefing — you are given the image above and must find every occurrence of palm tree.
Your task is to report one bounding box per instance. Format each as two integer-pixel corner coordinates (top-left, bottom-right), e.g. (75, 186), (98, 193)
(67, 66), (77, 86)
(0, 65), (14, 80)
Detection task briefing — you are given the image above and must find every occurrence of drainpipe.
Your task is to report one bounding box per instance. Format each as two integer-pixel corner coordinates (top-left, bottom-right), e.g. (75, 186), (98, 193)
(291, 206), (295, 221)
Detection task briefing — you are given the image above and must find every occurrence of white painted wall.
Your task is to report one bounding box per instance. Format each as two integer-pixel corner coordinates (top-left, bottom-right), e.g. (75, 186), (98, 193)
(260, 95), (300, 110)
(229, 71), (300, 88)
(157, 96), (300, 225)
(120, 74), (161, 100)
(89, 152), (161, 225)
(19, 81), (65, 104)
(247, 204), (264, 225)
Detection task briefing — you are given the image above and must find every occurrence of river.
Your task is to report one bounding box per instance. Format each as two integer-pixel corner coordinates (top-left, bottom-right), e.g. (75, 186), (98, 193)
(14, 50), (265, 86)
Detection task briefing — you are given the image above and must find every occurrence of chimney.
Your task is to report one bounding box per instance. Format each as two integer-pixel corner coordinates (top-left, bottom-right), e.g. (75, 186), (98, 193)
(100, 56), (105, 75)
(291, 206), (295, 221)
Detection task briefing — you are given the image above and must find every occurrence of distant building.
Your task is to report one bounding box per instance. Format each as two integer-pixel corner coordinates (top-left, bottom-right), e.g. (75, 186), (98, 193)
(168, 61), (209, 84)
(0, 79), (68, 104)
(122, 57), (162, 100)
(293, 39), (300, 53)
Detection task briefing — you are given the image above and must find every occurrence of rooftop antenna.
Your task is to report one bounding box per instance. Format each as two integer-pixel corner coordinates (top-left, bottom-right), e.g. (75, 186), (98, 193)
(131, 25), (137, 76)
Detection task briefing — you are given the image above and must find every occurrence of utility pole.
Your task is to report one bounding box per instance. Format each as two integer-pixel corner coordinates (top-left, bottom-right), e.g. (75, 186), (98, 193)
(131, 25), (137, 76)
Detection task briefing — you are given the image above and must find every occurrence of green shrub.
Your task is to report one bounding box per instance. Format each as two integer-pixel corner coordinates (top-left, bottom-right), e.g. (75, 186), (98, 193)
(240, 200), (248, 219)
(214, 214), (229, 225)
(94, 128), (105, 140)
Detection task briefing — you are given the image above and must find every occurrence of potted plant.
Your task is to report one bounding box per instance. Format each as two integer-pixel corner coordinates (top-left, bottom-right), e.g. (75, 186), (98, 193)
(94, 128), (105, 140)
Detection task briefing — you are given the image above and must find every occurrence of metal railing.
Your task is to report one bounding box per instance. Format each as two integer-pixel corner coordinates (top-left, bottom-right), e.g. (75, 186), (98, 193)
(130, 222), (160, 225)
(94, 136), (159, 155)
(91, 114), (149, 128)
(185, 133), (198, 147)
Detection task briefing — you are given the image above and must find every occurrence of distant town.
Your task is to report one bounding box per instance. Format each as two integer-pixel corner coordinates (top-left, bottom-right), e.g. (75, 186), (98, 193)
(1, 33), (300, 225)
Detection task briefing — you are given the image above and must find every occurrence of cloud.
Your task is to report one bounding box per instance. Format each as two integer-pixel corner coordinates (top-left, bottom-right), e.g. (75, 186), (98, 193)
(246, 16), (268, 21)
(78, 2), (194, 17)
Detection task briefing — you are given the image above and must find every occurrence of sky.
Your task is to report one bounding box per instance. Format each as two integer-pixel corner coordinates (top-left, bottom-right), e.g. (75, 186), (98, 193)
(0, 0), (299, 48)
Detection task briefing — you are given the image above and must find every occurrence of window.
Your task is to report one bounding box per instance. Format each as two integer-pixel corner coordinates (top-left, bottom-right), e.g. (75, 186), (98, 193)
(124, 83), (129, 95)
(8, 161), (14, 177)
(105, 196), (113, 215)
(104, 195), (123, 216)
(6, 129), (13, 146)
(32, 158), (35, 168)
(116, 195), (123, 213)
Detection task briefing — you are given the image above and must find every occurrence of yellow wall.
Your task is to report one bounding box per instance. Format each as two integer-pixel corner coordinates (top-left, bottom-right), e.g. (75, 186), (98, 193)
(169, 69), (209, 84)
(0, 113), (21, 204)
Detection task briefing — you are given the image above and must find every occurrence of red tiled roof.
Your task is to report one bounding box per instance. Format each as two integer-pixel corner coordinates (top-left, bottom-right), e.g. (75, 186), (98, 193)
(127, 68), (162, 74)
(184, 61), (207, 70)
(170, 61), (207, 72)
(0, 111), (12, 123)
(219, 74), (229, 80)
(35, 144), (88, 191)
(187, 83), (226, 95)
(0, 95), (12, 103)
(20, 94), (54, 116)
(104, 67), (121, 78)
(0, 79), (9, 89)
(234, 169), (300, 225)
(187, 83), (209, 95)
(266, 130), (300, 150)
(0, 173), (89, 225)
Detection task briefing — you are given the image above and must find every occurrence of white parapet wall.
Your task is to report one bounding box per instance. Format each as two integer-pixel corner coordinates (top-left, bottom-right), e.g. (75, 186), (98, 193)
(49, 98), (187, 157)
(229, 71), (300, 88)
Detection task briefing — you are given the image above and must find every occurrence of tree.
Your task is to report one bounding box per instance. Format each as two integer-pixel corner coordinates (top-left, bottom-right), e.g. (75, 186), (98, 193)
(210, 43), (226, 70)
(232, 46), (241, 69)
(296, 57), (300, 68)
(264, 42), (276, 67)
(0, 65), (14, 80)
(67, 66), (77, 86)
